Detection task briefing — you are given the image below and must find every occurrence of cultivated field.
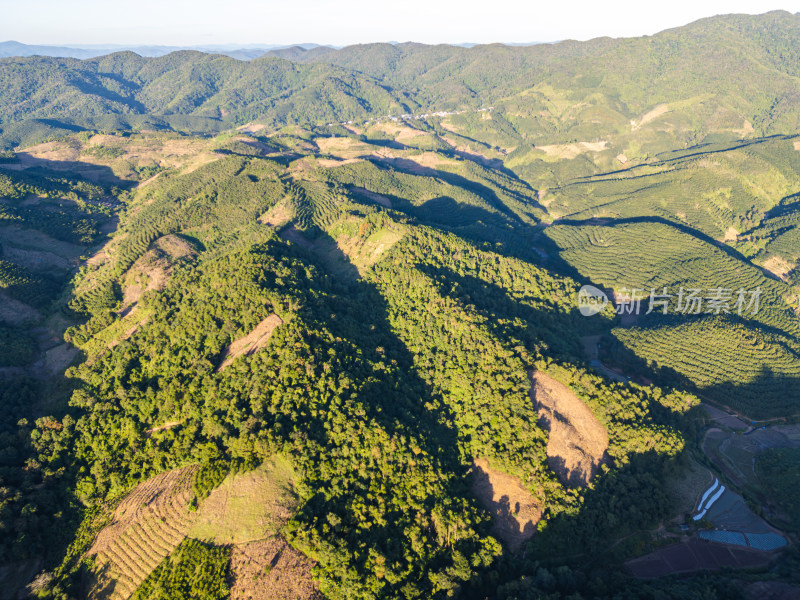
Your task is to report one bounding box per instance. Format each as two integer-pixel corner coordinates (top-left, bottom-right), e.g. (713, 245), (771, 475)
(189, 457), (298, 544)
(87, 466), (199, 600)
(86, 457), (303, 599)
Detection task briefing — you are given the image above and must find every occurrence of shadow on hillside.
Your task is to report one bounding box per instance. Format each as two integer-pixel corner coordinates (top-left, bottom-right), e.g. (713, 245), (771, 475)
(538, 214), (791, 289)
(341, 179), (547, 272)
(367, 155), (540, 221)
(554, 215), (762, 269)
(282, 227), (459, 448)
(702, 366), (800, 422)
(0, 156), (128, 586)
(598, 315), (800, 421)
(281, 190), (797, 595)
(0, 151), (134, 189)
(414, 262), (590, 362)
(287, 225), (695, 572)
(462, 449), (695, 597)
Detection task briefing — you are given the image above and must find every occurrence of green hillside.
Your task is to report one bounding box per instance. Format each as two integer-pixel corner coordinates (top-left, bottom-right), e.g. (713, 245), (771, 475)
(4, 11), (800, 150)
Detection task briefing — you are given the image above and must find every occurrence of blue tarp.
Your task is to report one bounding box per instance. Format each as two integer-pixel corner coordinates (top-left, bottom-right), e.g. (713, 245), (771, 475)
(699, 530), (747, 546)
(745, 532), (787, 551)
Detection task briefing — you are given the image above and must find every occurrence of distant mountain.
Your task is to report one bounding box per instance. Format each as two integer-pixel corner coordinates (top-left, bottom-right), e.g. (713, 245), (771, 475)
(3, 11), (800, 148)
(0, 40), (104, 59)
(262, 45), (337, 61)
(0, 40), (331, 60)
(0, 51), (415, 147)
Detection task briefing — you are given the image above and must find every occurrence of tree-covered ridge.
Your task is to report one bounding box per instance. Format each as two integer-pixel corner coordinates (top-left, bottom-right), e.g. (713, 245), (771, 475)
(540, 136), (800, 238)
(130, 538), (231, 600)
(4, 11), (800, 150)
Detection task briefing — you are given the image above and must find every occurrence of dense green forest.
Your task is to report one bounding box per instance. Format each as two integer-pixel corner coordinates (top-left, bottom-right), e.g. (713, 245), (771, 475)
(1, 10), (800, 600)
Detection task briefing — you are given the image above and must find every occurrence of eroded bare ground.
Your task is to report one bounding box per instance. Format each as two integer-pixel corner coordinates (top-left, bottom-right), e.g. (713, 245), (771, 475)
(350, 187), (392, 208)
(229, 537), (323, 600)
(529, 370), (608, 487)
(0, 290), (40, 326)
(259, 198), (295, 226)
(218, 314), (284, 371)
(470, 458), (542, 551)
(10, 135), (222, 182)
(762, 256), (795, 281)
(119, 234), (196, 311)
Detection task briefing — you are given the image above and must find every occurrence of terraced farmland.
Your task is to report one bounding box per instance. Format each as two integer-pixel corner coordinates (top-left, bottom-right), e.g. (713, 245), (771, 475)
(549, 222), (799, 333)
(87, 466), (199, 600)
(611, 318), (800, 417)
(547, 221), (800, 416)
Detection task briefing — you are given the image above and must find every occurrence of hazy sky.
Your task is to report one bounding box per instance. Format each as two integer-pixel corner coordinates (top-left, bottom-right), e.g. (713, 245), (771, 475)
(2, 0), (799, 46)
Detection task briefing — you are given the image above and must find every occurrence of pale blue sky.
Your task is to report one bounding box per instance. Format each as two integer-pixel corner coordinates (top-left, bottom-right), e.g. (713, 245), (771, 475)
(2, 0), (799, 46)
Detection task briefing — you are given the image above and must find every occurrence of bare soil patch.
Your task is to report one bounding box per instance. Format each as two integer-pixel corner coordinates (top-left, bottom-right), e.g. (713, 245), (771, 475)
(40, 343), (79, 376)
(218, 314), (283, 371)
(735, 120), (755, 136)
(0, 291), (40, 326)
(145, 421), (181, 436)
(237, 122), (266, 134)
(87, 466), (199, 600)
(408, 152), (457, 170)
(537, 141), (608, 159)
(181, 151), (223, 174)
(632, 104), (670, 130)
(154, 234), (194, 260)
(119, 235), (194, 313)
(794, 140), (800, 152)
(2, 246), (72, 272)
(315, 136), (372, 159)
(529, 371), (608, 487)
(19, 134), (215, 181)
(762, 256), (794, 280)
(350, 187), (392, 208)
(259, 199), (295, 226)
(722, 227), (739, 243)
(470, 458), (542, 551)
(373, 122), (426, 142)
(0, 225), (83, 260)
(316, 157), (364, 168)
(229, 537), (322, 600)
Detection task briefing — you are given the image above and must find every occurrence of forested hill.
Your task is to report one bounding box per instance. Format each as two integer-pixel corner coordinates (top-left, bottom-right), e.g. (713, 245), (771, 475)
(3, 10), (800, 148)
